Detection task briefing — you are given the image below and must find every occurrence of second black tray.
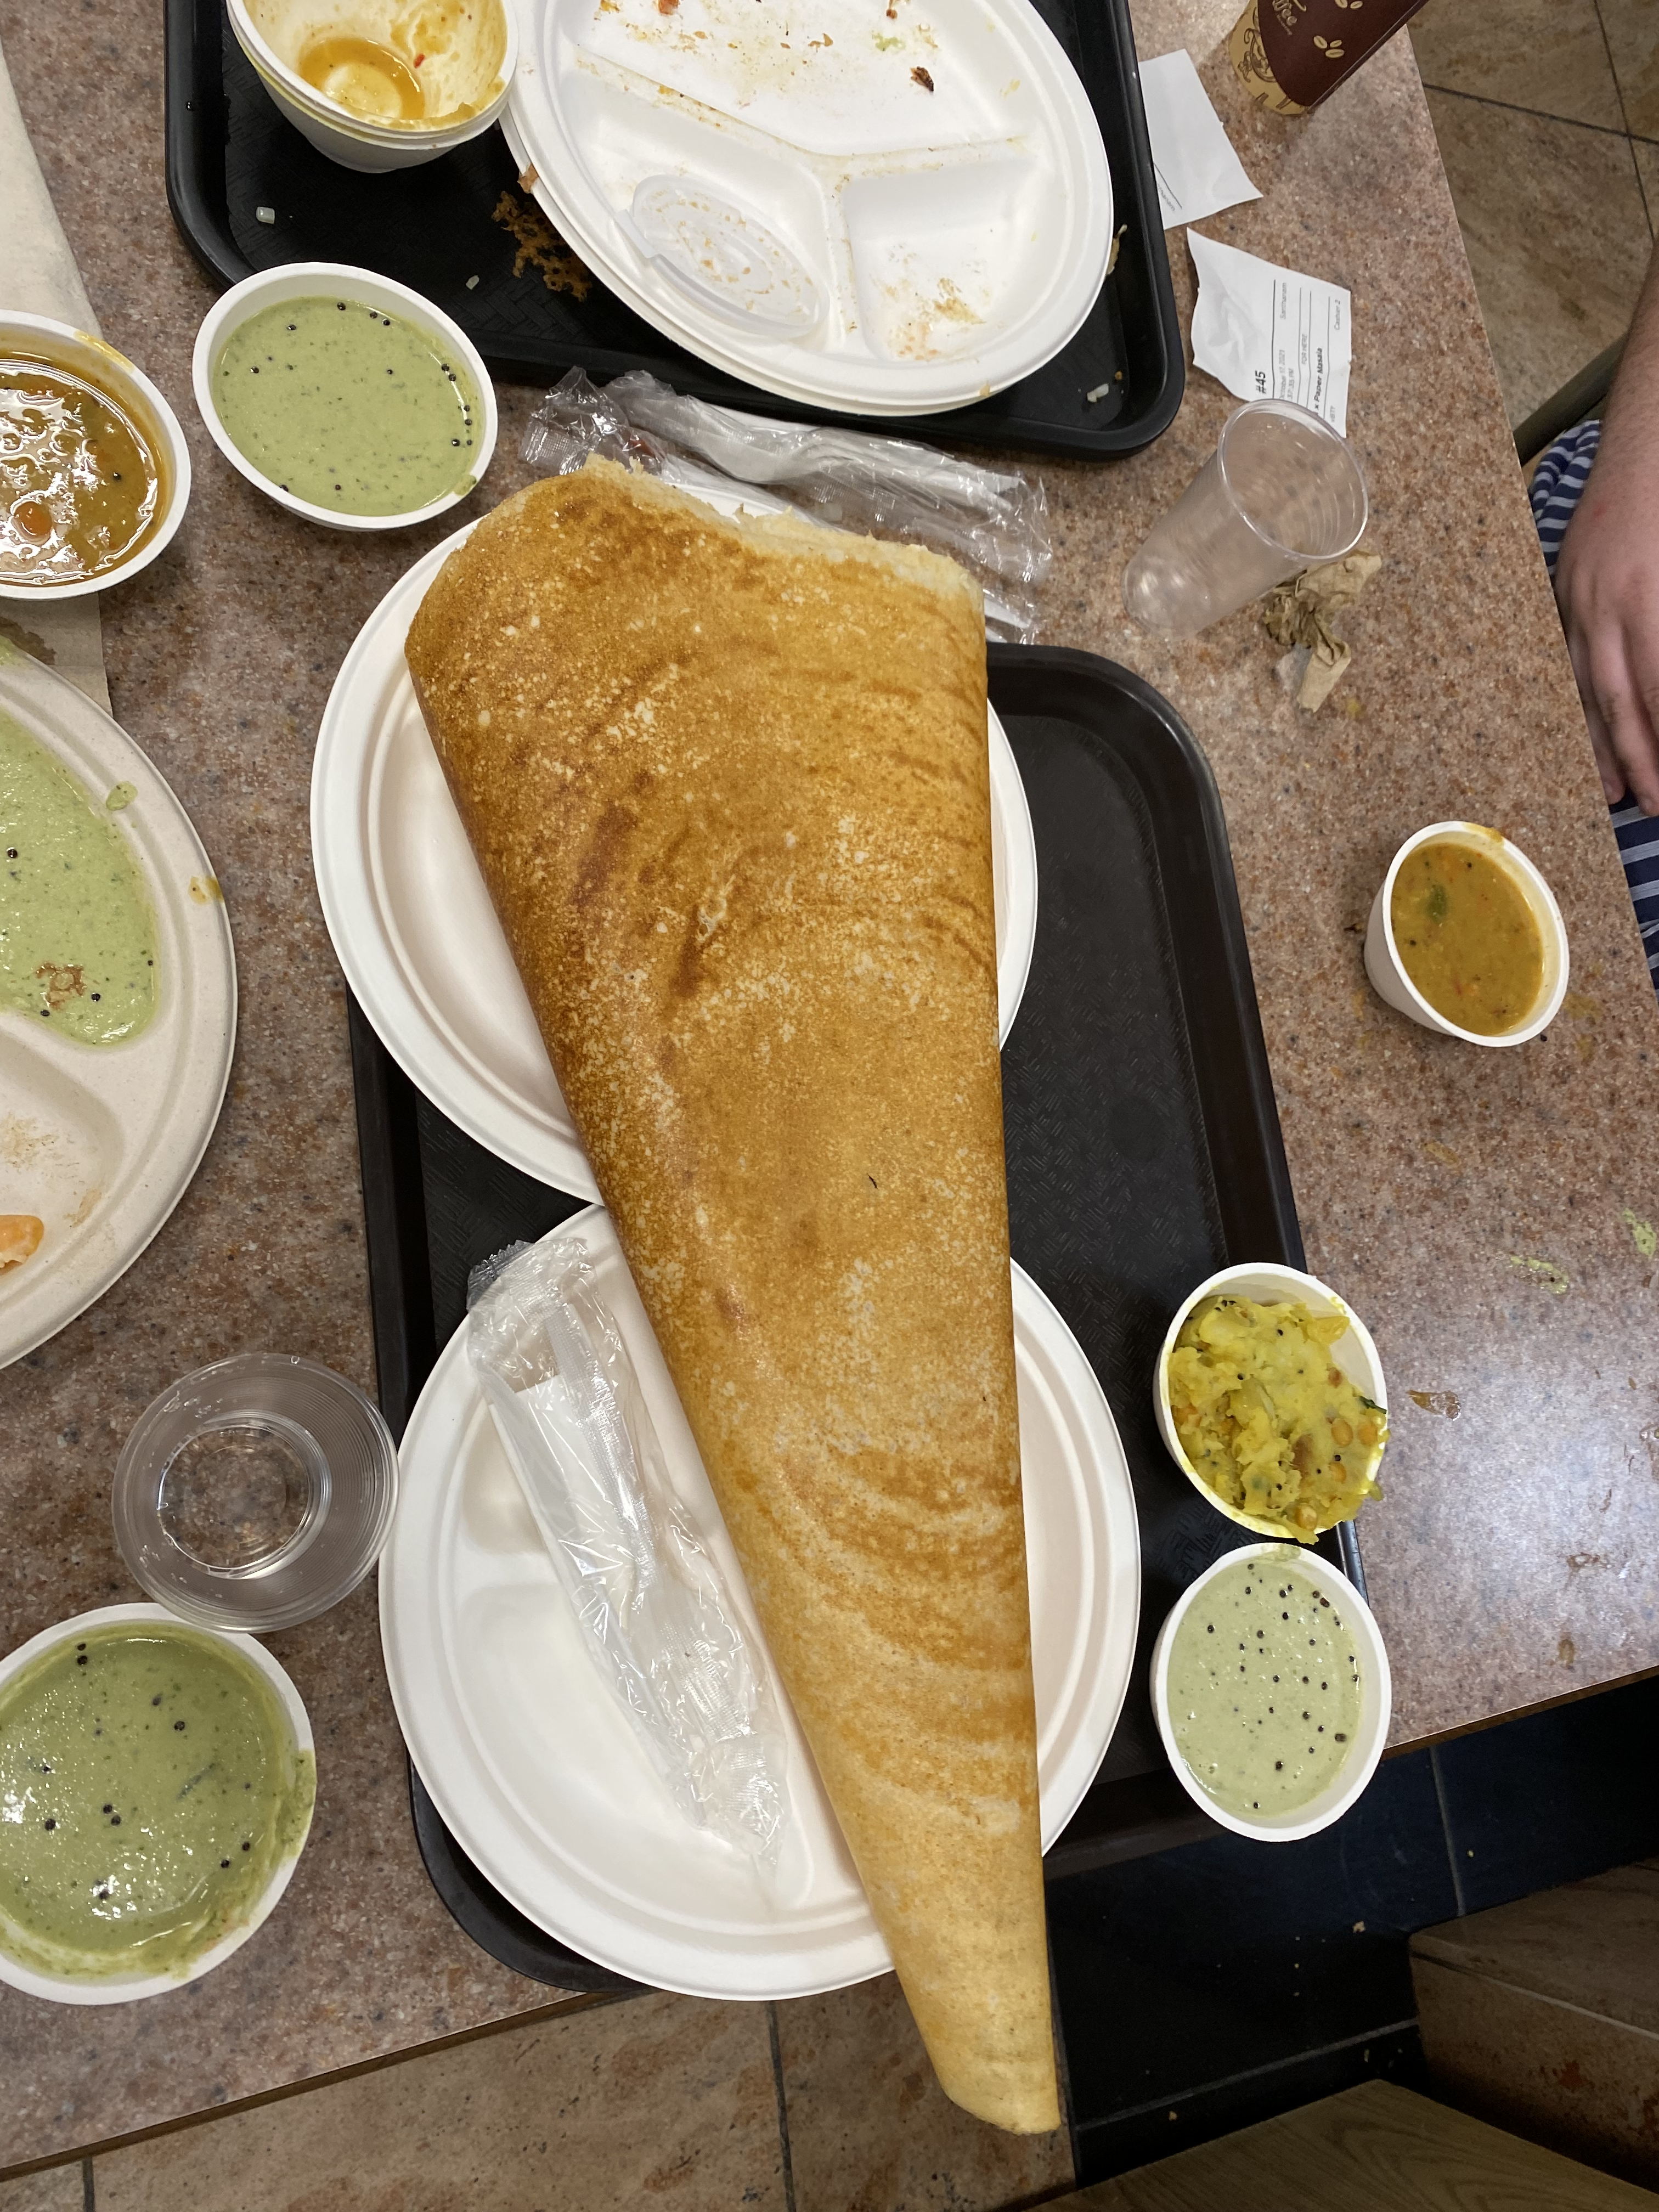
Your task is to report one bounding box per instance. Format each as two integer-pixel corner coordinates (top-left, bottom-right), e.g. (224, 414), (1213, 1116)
(351, 644), (1362, 1985)
(163, 0), (1183, 456)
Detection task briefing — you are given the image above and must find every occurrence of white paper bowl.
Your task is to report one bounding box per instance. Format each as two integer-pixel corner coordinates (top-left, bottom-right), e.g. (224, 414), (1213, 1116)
(0, 313), (191, 602)
(192, 264), (498, 533)
(1364, 820), (1569, 1048)
(0, 1604), (314, 2005)
(227, 0), (516, 172)
(1150, 1541), (1391, 1843)
(1154, 1261), (1388, 1542)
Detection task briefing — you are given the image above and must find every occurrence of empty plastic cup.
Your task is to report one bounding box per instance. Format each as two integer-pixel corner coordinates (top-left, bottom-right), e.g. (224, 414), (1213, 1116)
(112, 1354), (398, 1632)
(1123, 400), (1369, 638)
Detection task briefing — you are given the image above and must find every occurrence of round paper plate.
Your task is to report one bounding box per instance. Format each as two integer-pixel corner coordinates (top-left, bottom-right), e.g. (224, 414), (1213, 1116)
(380, 1205), (1139, 2000)
(0, 654), (235, 1368)
(502, 0), (1111, 416)
(311, 484), (1037, 1201)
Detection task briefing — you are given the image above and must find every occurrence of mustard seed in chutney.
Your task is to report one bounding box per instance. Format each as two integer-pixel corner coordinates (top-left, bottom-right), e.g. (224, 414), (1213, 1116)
(213, 297), (482, 517)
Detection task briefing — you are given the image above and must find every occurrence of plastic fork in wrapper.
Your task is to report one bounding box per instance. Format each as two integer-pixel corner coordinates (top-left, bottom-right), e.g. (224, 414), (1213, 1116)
(467, 1234), (791, 1865)
(521, 366), (1052, 641)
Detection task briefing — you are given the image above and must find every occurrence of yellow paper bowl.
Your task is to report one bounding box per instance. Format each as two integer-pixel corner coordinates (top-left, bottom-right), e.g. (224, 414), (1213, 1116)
(1153, 1261), (1388, 1542)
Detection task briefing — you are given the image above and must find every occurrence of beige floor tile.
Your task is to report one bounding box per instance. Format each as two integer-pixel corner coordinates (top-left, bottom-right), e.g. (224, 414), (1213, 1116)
(1052, 2081), (1659, 2211)
(1413, 1954), (1659, 2191)
(0, 2170), (83, 2212)
(1423, 90), (1653, 424)
(775, 1973), (1073, 2212)
(1413, 1863), (1659, 2033)
(92, 1992), (784, 2212)
(1410, 0), (1625, 131)
(1599, 0), (1659, 141)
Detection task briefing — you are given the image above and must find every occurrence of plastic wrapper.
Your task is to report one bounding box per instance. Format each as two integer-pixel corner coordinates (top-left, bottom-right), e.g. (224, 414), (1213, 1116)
(467, 1235), (789, 1865)
(521, 366), (1051, 642)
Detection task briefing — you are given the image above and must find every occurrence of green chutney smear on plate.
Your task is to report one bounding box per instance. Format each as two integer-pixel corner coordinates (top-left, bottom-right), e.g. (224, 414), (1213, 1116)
(214, 296), (481, 516)
(0, 1623), (314, 1984)
(1, 709), (157, 1044)
(1166, 1553), (1362, 1820)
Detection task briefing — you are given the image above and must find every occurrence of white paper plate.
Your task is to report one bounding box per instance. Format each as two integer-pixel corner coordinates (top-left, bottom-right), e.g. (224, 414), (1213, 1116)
(381, 1205), (1138, 1999)
(311, 483), (1037, 1200)
(503, 0), (1110, 415)
(0, 1604), (313, 2005)
(0, 657), (236, 1368)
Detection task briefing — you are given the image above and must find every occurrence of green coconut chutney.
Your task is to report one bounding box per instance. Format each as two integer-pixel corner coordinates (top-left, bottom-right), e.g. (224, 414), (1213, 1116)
(1, 710), (157, 1045)
(213, 296), (481, 516)
(1167, 1553), (1362, 1820)
(0, 1624), (314, 1984)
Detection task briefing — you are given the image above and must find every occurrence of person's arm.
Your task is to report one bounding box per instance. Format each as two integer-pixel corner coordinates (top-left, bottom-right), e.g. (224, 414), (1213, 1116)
(1554, 245), (1659, 814)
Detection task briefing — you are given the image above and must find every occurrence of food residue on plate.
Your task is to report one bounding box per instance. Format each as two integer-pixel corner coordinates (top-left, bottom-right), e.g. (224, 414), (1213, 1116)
(1168, 1295), (1386, 1539)
(1166, 1552), (1363, 1819)
(1391, 836), (1545, 1036)
(1, 710), (158, 1044)
(0, 1214), (43, 1273)
(212, 297), (482, 517)
(0, 1622), (314, 1983)
(0, 350), (166, 589)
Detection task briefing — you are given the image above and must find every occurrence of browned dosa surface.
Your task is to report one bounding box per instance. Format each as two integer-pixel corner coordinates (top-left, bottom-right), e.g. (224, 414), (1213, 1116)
(406, 458), (1057, 2133)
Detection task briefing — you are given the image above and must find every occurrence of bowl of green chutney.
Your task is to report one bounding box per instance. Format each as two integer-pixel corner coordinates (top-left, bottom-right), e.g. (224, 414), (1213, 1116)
(0, 1603), (315, 2004)
(191, 263), (497, 533)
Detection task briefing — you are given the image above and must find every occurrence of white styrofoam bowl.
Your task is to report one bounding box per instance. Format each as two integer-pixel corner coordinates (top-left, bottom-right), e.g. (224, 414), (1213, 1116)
(191, 263), (498, 533)
(1150, 1541), (1391, 1843)
(0, 312), (191, 602)
(0, 1604), (314, 2005)
(1154, 1261), (1388, 1543)
(1364, 820), (1569, 1048)
(226, 0), (516, 172)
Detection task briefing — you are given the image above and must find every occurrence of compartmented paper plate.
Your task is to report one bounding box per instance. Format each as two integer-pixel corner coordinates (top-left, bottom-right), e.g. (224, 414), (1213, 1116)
(504, 0), (1112, 414)
(380, 1204), (1140, 1999)
(311, 477), (1037, 1200)
(0, 654), (235, 1368)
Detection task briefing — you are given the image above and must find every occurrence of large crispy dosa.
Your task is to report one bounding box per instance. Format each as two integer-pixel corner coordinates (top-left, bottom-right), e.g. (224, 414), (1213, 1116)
(407, 457), (1057, 2134)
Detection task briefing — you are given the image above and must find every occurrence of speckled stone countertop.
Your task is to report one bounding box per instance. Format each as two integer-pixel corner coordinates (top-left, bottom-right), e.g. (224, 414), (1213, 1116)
(1, 0), (1655, 2172)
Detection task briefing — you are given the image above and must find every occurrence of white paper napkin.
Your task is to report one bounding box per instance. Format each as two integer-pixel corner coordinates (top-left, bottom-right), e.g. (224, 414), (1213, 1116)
(1188, 229), (1353, 437)
(1139, 51), (1260, 230)
(0, 29), (110, 709)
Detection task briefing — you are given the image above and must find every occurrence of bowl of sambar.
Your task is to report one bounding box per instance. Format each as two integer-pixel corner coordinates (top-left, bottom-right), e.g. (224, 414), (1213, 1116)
(1364, 820), (1567, 1047)
(1, 313), (191, 601)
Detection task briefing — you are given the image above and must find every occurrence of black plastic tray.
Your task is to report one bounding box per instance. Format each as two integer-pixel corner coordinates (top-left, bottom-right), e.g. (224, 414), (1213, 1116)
(163, 0), (1183, 456)
(349, 645), (1362, 1988)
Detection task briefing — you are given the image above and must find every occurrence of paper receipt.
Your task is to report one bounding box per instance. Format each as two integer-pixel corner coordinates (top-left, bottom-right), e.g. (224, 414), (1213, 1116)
(1139, 51), (1260, 229)
(1188, 229), (1353, 436)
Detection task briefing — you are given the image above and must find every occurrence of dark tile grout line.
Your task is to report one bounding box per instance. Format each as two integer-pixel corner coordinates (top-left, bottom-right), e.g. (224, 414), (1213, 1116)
(81, 2159), (93, 2212)
(1071, 2019), (1421, 2143)
(1593, 0), (1638, 142)
(765, 2001), (798, 2212)
(1429, 1743), (1469, 1918)
(1419, 76), (1659, 148)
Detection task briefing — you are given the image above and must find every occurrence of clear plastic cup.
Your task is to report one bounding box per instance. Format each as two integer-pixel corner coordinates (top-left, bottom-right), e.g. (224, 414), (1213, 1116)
(112, 1355), (398, 1632)
(1123, 400), (1369, 638)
